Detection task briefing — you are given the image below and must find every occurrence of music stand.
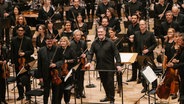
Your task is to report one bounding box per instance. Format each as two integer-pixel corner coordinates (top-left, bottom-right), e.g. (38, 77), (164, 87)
(119, 53), (137, 104)
(135, 66), (157, 104)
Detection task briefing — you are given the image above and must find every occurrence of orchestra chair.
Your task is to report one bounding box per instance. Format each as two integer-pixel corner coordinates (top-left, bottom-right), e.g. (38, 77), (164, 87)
(25, 69), (44, 104)
(6, 76), (17, 100)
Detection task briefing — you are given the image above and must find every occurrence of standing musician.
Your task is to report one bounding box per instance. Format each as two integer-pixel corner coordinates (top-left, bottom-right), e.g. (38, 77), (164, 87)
(106, 7), (121, 34)
(61, 21), (73, 41)
(67, 0), (86, 28)
(125, 0), (142, 21)
(9, 6), (21, 27)
(11, 25), (34, 101)
(133, 20), (157, 94)
(46, 21), (59, 43)
(37, 0), (54, 24)
(85, 26), (122, 104)
(126, 14), (141, 83)
(109, 28), (123, 93)
(37, 35), (63, 104)
(58, 36), (77, 104)
(166, 34), (184, 103)
(36, 25), (47, 49)
(70, 29), (88, 99)
(84, 0), (95, 21)
(73, 13), (89, 41)
(0, 41), (8, 104)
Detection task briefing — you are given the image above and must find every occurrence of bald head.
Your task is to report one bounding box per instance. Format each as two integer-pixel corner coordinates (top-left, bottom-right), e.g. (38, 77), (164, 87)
(172, 6), (180, 16)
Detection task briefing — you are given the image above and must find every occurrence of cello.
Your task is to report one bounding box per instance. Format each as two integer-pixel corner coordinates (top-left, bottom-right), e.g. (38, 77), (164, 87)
(156, 53), (178, 99)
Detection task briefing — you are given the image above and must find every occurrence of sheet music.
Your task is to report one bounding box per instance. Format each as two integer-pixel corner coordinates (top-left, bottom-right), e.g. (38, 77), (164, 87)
(120, 53), (134, 63)
(142, 66), (157, 83)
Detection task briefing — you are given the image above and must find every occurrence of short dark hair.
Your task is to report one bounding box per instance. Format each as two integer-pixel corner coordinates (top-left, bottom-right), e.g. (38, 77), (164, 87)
(17, 25), (25, 30)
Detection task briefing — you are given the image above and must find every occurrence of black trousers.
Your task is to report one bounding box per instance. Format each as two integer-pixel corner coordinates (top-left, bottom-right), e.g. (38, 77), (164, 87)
(0, 76), (6, 102)
(99, 70), (115, 101)
(43, 79), (61, 104)
(75, 66), (85, 96)
(16, 72), (31, 98)
(85, 3), (95, 18)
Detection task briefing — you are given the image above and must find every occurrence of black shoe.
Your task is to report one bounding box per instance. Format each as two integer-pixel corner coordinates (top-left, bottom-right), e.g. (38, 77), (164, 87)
(141, 88), (147, 93)
(26, 96), (31, 100)
(81, 94), (86, 98)
(149, 89), (156, 94)
(76, 95), (81, 99)
(100, 97), (110, 102)
(17, 96), (24, 101)
(137, 79), (141, 84)
(172, 94), (177, 99)
(110, 101), (114, 104)
(127, 78), (136, 82)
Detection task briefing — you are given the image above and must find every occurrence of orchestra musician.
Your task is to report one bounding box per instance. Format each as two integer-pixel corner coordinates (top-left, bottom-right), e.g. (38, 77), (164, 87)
(70, 29), (88, 98)
(67, 0), (86, 28)
(37, 34), (63, 104)
(36, 24), (47, 49)
(73, 13), (89, 41)
(171, 6), (184, 33)
(9, 6), (21, 26)
(0, 41), (8, 104)
(167, 33), (184, 103)
(133, 20), (157, 94)
(159, 11), (180, 45)
(162, 28), (179, 99)
(84, 0), (95, 21)
(96, 0), (115, 21)
(125, 0), (142, 21)
(46, 20), (59, 43)
(106, 7), (121, 34)
(61, 21), (73, 41)
(126, 14), (141, 83)
(109, 27), (123, 93)
(11, 25), (34, 101)
(58, 36), (77, 104)
(85, 26), (122, 104)
(12, 15), (32, 38)
(37, 0), (54, 24)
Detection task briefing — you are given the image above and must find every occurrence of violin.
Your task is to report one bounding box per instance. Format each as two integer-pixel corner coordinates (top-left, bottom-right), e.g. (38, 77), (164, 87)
(61, 62), (69, 76)
(18, 56), (26, 71)
(51, 69), (62, 85)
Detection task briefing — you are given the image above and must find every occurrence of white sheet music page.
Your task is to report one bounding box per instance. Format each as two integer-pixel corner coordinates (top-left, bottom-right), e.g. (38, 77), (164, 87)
(120, 53), (134, 63)
(142, 66), (157, 83)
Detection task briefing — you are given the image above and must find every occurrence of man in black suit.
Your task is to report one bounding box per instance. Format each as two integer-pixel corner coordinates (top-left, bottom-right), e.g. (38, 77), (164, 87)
(11, 25), (34, 100)
(37, 35), (63, 104)
(133, 20), (157, 93)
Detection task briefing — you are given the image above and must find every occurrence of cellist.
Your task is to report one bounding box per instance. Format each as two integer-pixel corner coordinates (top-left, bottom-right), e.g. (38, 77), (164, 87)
(167, 33), (184, 103)
(162, 28), (179, 99)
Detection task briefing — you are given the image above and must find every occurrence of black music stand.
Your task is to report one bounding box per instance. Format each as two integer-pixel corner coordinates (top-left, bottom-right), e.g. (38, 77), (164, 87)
(135, 65), (157, 104)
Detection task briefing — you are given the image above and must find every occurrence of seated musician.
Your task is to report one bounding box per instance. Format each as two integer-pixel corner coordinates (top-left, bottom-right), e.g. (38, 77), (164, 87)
(58, 36), (77, 104)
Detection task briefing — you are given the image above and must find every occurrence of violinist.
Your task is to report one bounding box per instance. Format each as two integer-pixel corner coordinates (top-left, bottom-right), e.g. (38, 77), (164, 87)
(11, 25), (34, 101)
(58, 36), (77, 104)
(35, 25), (47, 49)
(0, 41), (8, 104)
(70, 29), (88, 99)
(61, 21), (73, 41)
(167, 33), (184, 103)
(37, 35), (63, 104)
(133, 20), (157, 94)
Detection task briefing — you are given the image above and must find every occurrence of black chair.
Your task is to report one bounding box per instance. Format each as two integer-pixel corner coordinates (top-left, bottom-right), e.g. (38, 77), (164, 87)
(6, 76), (17, 100)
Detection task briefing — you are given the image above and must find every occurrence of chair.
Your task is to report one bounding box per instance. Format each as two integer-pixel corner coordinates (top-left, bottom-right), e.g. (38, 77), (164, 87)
(6, 76), (17, 101)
